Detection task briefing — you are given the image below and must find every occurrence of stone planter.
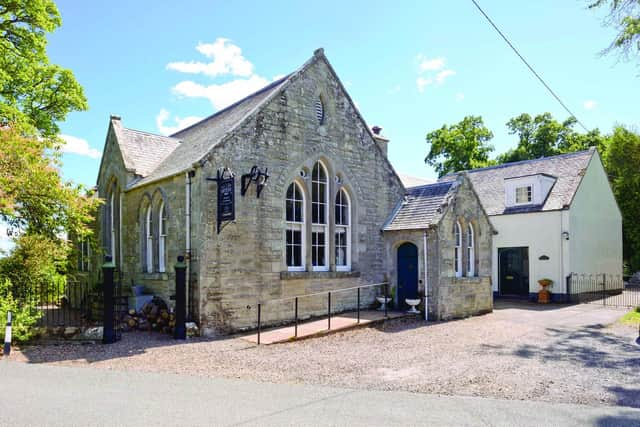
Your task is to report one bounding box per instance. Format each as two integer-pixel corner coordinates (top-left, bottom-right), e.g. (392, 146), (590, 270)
(376, 296), (392, 311)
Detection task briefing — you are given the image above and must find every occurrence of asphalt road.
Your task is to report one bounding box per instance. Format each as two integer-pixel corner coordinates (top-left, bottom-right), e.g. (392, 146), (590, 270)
(0, 361), (639, 426)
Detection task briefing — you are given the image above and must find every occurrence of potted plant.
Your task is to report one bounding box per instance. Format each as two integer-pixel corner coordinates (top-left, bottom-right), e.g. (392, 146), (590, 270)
(538, 278), (553, 304)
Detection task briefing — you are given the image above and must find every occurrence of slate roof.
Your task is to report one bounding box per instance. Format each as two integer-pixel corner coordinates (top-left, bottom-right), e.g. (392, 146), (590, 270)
(397, 173), (434, 189)
(383, 181), (454, 231)
(105, 49), (402, 192)
(439, 149), (595, 216)
(128, 75), (291, 189)
(111, 119), (181, 177)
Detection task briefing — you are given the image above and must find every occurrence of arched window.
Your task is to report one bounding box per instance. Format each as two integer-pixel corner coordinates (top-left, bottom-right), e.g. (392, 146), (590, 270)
(454, 221), (462, 277)
(311, 162), (329, 271)
(109, 192), (116, 261)
(467, 223), (475, 276)
(158, 201), (167, 273)
(285, 182), (305, 271)
(145, 205), (153, 273)
(335, 189), (351, 271)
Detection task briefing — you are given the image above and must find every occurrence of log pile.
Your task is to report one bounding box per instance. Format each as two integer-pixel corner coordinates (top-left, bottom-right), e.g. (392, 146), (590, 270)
(120, 297), (176, 334)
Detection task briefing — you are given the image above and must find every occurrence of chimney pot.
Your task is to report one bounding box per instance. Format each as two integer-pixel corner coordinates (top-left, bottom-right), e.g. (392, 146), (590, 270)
(372, 126), (382, 135)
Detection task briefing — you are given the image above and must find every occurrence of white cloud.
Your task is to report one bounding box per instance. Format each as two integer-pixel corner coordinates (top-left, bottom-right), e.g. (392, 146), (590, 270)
(155, 109), (203, 136)
(167, 38), (254, 77)
(416, 77), (433, 93)
(59, 134), (101, 159)
(418, 55), (445, 72)
(583, 100), (597, 110)
(456, 92), (465, 101)
(435, 69), (456, 85)
(172, 75), (270, 110)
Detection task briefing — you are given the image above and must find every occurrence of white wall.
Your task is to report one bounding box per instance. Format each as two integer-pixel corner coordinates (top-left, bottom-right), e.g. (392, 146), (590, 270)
(569, 152), (623, 278)
(491, 211), (567, 294)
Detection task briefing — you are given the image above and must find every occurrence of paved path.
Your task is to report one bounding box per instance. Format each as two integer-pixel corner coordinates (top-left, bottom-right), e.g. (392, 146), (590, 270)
(1, 361), (638, 426)
(244, 310), (408, 344)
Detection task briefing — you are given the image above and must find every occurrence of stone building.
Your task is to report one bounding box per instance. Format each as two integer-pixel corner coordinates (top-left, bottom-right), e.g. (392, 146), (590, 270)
(92, 49), (493, 335)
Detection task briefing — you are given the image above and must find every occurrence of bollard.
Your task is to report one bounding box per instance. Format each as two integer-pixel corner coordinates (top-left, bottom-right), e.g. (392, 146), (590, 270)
(102, 256), (116, 344)
(174, 256), (187, 340)
(3, 311), (11, 356)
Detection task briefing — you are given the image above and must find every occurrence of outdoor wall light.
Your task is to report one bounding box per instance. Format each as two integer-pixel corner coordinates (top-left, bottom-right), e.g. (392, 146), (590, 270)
(241, 165), (269, 198)
(562, 231), (570, 240)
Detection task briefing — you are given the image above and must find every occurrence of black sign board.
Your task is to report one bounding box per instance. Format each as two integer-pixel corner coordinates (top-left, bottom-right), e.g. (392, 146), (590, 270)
(207, 169), (235, 234)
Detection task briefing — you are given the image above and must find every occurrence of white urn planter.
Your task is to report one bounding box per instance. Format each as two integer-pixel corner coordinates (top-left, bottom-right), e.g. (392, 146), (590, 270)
(376, 296), (392, 311)
(405, 298), (421, 314)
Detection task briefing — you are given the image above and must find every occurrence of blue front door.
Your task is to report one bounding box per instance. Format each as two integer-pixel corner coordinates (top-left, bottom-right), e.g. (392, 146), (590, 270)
(397, 242), (419, 309)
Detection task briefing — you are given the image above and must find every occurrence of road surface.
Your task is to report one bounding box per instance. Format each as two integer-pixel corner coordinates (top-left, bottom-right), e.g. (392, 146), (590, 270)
(0, 361), (638, 426)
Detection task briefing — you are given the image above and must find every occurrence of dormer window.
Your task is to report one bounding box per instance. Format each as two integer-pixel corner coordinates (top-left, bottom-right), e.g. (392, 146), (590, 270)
(504, 173), (556, 208)
(515, 185), (532, 204)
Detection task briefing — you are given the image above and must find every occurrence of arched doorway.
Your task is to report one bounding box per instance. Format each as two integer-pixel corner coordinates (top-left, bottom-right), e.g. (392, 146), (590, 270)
(397, 242), (419, 309)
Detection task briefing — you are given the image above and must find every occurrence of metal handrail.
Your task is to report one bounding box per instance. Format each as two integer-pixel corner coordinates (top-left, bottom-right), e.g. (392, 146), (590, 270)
(255, 281), (389, 305)
(254, 281), (390, 345)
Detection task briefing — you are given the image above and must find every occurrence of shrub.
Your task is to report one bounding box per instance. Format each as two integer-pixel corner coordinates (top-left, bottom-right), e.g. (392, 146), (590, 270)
(0, 279), (41, 343)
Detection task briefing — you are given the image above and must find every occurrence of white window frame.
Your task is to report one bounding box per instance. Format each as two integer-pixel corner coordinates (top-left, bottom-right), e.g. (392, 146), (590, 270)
(145, 205), (153, 273)
(109, 192), (116, 264)
(158, 201), (166, 273)
(515, 185), (533, 205)
(335, 189), (351, 271)
(311, 161), (329, 271)
(455, 221), (462, 277)
(285, 182), (306, 271)
(467, 222), (475, 277)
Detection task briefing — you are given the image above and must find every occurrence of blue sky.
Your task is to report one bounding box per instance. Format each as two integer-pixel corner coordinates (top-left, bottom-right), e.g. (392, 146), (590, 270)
(50, 0), (639, 188)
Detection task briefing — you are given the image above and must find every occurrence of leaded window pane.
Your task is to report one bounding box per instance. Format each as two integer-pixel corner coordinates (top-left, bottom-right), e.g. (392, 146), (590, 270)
(312, 231), (326, 267)
(312, 162), (327, 225)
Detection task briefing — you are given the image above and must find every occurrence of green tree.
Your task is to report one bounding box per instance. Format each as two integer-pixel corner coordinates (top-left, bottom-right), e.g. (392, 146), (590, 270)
(1, 0), (87, 136)
(603, 125), (640, 270)
(0, 0), (97, 242)
(496, 113), (606, 163)
(589, 0), (640, 64)
(425, 116), (495, 177)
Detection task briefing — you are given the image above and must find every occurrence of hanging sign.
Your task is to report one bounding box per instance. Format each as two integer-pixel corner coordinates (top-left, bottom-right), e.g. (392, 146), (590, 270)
(207, 168), (235, 233)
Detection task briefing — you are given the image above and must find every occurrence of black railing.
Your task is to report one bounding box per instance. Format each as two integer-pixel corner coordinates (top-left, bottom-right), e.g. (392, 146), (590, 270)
(254, 282), (390, 345)
(568, 273), (639, 308)
(23, 279), (94, 328)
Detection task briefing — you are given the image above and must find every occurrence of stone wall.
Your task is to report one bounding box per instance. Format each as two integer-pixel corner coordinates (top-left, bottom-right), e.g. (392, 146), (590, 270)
(187, 54), (405, 334)
(436, 277), (492, 320)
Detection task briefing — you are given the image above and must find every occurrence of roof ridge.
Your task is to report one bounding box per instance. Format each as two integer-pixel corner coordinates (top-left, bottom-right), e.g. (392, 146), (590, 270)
(170, 74), (292, 138)
(408, 181), (452, 191)
(122, 127), (181, 141)
(441, 149), (594, 178)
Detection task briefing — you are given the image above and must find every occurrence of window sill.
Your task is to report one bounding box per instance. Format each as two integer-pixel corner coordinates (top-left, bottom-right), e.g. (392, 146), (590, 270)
(280, 271), (361, 280)
(142, 272), (169, 280)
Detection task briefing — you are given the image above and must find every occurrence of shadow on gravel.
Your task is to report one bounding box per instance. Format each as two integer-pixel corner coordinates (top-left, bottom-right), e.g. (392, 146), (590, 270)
(595, 412), (640, 427)
(493, 300), (572, 311)
(15, 332), (250, 365)
(606, 386), (640, 409)
(496, 324), (640, 408)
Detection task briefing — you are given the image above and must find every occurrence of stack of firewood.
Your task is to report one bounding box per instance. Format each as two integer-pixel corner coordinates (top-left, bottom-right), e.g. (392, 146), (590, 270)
(120, 297), (176, 334)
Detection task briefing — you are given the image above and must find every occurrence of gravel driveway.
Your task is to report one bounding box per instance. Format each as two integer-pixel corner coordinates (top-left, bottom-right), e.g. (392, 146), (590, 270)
(12, 301), (640, 408)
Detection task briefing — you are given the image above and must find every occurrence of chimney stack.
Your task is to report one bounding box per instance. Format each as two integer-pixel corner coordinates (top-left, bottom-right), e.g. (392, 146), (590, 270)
(371, 125), (389, 156)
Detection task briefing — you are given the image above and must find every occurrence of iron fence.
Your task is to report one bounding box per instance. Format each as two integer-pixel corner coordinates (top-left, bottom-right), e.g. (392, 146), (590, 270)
(13, 274), (125, 339)
(253, 282), (391, 344)
(567, 273), (640, 308)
